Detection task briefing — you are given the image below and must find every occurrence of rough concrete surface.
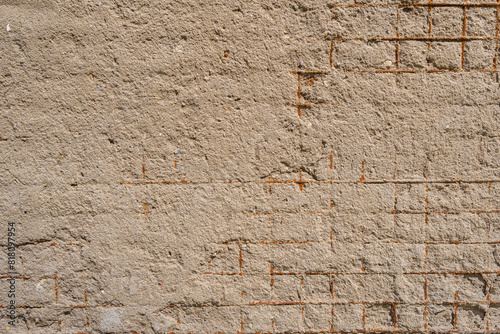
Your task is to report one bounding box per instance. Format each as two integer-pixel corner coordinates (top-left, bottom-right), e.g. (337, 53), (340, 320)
(1, 0), (500, 333)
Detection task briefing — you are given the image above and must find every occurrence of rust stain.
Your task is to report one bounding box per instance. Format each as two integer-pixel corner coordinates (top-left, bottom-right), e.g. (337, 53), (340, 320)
(329, 2), (500, 6)
(239, 245), (243, 276)
(362, 307), (366, 330)
(392, 303), (398, 328)
(495, 2), (500, 70)
(462, 5), (467, 70)
(54, 274), (59, 303)
(141, 203), (151, 215)
(330, 41), (334, 68)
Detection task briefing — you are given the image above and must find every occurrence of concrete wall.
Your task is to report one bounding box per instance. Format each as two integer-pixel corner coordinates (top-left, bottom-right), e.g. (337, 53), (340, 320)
(1, 0), (500, 333)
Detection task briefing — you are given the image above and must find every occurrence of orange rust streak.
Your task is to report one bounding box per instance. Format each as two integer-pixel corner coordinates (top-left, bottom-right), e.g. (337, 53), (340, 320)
(39, 242), (82, 246)
(54, 275), (59, 303)
(246, 209), (500, 216)
(207, 269), (500, 276)
(424, 306), (429, 330)
(330, 276), (335, 300)
(330, 41), (334, 68)
(362, 307), (366, 330)
(122, 178), (500, 185)
(270, 265), (275, 287)
(290, 70), (326, 74)
(396, 8), (400, 71)
(360, 161), (366, 182)
(142, 203), (151, 215)
(425, 185), (429, 207)
(329, 35), (500, 42)
(392, 303), (398, 328)
(330, 2), (500, 7)
(330, 305), (335, 331)
(424, 277), (428, 330)
(239, 246), (243, 276)
(0, 275), (28, 279)
(394, 183), (397, 208)
(453, 274), (459, 329)
(495, 0), (500, 70)
(223, 239), (500, 246)
(424, 278), (428, 300)
(428, 2), (433, 70)
(486, 275), (491, 330)
(462, 5), (467, 70)
(338, 68), (500, 73)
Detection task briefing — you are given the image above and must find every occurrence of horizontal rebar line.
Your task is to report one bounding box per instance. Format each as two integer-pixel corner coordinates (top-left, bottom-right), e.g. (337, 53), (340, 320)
(248, 210), (499, 215)
(330, 36), (500, 41)
(246, 331), (498, 334)
(164, 300), (500, 307)
(223, 239), (500, 245)
(291, 69), (500, 74)
(205, 270), (500, 275)
(290, 70), (328, 74)
(330, 2), (500, 7)
(3, 269), (498, 279)
(339, 69), (500, 73)
(242, 331), (500, 334)
(5, 300), (500, 309)
(121, 178), (500, 185)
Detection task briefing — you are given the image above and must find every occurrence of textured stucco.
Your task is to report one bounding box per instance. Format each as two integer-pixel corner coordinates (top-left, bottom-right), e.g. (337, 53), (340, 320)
(1, 0), (500, 333)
